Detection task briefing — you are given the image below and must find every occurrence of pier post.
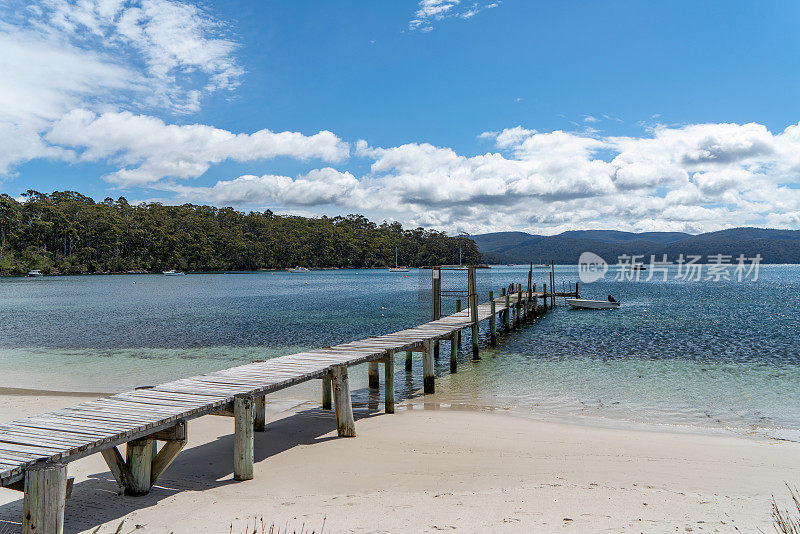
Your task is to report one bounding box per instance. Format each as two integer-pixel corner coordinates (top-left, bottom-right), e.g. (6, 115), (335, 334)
(125, 438), (154, 495)
(384, 351), (395, 414)
(405, 350), (413, 372)
(456, 299), (462, 348)
(468, 266), (479, 360)
(423, 339), (435, 393)
(575, 280), (580, 299)
(22, 462), (67, 534)
(516, 284), (522, 329)
(233, 394), (255, 481)
(432, 267), (441, 359)
(254, 396), (266, 432)
(489, 290), (497, 346)
(322, 377), (332, 410)
(551, 261), (556, 307)
(532, 283), (538, 319)
(504, 289), (510, 331)
(331, 365), (356, 437)
(542, 283), (548, 312)
(368, 362), (380, 389)
(527, 264), (533, 322)
(450, 329), (458, 373)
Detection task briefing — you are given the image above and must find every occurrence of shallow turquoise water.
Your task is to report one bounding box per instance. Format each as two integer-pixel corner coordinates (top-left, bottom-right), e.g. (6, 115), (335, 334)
(1, 266), (798, 434)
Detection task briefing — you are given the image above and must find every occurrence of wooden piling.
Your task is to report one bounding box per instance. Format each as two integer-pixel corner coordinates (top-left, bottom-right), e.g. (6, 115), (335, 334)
(233, 394), (254, 481)
(456, 299), (462, 348)
(384, 351), (395, 414)
(432, 267), (441, 359)
(22, 462), (67, 534)
(532, 283), (538, 319)
(516, 283), (522, 329)
(468, 266), (480, 360)
(125, 438), (153, 495)
(405, 350), (413, 372)
(331, 365), (356, 437)
(504, 289), (511, 331)
(254, 396), (266, 432)
(542, 282), (548, 312)
(489, 290), (497, 346)
(450, 329), (458, 373)
(423, 339), (435, 393)
(368, 361), (380, 389)
(527, 264), (533, 322)
(322, 376), (332, 410)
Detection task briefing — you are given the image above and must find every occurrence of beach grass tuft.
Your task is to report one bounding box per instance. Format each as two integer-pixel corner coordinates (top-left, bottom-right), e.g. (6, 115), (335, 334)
(772, 484), (800, 533)
(231, 516), (327, 534)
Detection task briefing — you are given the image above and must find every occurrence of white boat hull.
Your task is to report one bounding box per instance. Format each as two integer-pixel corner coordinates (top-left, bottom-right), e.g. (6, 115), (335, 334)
(566, 299), (620, 310)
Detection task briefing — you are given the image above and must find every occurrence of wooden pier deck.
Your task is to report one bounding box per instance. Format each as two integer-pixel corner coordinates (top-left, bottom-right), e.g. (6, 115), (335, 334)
(0, 274), (573, 533)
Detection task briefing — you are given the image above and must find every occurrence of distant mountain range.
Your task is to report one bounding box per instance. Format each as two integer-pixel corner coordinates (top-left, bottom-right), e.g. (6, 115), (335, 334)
(472, 227), (800, 264)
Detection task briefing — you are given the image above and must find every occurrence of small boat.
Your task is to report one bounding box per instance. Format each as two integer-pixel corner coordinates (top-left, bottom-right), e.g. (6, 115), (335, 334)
(566, 298), (620, 310)
(389, 247), (409, 272)
(163, 270), (185, 276)
(26, 269), (43, 277)
(288, 266), (310, 273)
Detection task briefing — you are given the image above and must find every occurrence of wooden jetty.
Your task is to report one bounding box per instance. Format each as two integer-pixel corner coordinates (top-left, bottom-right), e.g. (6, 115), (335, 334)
(0, 266), (577, 533)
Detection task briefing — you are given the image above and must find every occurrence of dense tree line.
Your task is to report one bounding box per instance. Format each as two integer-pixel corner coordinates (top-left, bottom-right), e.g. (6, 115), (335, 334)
(0, 191), (481, 274)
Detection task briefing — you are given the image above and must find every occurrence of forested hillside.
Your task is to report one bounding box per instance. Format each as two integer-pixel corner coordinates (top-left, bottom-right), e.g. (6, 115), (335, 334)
(0, 191), (480, 274)
(473, 228), (800, 264)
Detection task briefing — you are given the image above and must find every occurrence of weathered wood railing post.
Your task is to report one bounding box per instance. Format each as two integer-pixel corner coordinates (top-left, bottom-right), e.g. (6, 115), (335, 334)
(368, 361), (380, 389)
(384, 351), (395, 413)
(22, 462), (67, 534)
(551, 261), (556, 307)
(233, 394), (254, 481)
(575, 280), (580, 298)
(423, 339), (435, 393)
(432, 266), (441, 359)
(468, 266), (479, 360)
(532, 283), (538, 319)
(489, 290), (497, 346)
(405, 350), (413, 372)
(515, 283), (522, 329)
(322, 376), (332, 409)
(331, 364), (356, 437)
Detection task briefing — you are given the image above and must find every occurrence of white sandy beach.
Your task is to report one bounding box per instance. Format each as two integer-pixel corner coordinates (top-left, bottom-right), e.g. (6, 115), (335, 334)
(1, 390), (799, 533)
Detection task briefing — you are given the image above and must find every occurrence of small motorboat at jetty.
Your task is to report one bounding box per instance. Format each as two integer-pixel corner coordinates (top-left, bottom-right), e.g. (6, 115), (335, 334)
(288, 266), (310, 273)
(163, 270), (185, 276)
(26, 269), (43, 277)
(566, 298), (620, 310)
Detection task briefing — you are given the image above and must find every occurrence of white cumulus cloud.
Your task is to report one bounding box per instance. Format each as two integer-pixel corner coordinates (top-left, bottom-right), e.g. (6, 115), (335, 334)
(46, 109), (350, 186)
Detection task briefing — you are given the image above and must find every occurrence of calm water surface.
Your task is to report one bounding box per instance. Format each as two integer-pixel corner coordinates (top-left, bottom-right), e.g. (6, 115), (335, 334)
(1, 266), (799, 436)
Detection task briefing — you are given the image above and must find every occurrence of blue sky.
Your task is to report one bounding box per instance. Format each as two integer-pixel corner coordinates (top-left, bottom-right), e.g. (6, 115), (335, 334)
(2, 0), (800, 234)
